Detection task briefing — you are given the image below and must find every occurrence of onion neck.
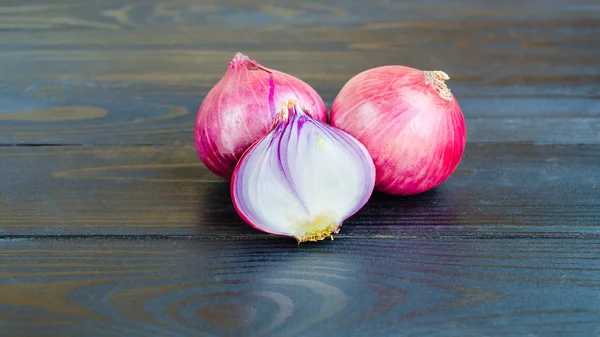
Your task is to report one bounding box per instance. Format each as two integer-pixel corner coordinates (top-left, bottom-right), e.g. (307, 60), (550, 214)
(424, 70), (454, 101)
(229, 52), (262, 71)
(232, 52), (249, 63)
(272, 99), (308, 128)
(272, 100), (294, 127)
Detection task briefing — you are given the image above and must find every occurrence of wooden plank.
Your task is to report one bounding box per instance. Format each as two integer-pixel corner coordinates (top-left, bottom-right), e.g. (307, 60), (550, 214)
(0, 0), (598, 145)
(0, 2), (598, 336)
(0, 237), (598, 336)
(1, 142), (598, 236)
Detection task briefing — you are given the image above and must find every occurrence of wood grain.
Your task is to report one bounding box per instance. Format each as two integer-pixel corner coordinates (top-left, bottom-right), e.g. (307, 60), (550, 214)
(0, 0), (599, 335)
(1, 142), (598, 236)
(0, 238), (598, 336)
(0, 0), (598, 145)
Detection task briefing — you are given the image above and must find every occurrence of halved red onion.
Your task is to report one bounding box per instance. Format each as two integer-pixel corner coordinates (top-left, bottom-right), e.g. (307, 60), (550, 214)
(231, 100), (376, 242)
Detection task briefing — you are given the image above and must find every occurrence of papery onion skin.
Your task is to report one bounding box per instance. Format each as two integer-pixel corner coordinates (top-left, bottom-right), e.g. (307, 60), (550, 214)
(231, 100), (376, 243)
(330, 66), (466, 195)
(194, 52), (328, 180)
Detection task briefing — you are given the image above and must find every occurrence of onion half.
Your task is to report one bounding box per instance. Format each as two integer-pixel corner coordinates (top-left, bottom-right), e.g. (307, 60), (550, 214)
(231, 100), (375, 242)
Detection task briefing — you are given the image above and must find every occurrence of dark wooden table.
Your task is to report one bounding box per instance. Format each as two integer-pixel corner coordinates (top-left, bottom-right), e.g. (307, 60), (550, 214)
(1, 0), (599, 336)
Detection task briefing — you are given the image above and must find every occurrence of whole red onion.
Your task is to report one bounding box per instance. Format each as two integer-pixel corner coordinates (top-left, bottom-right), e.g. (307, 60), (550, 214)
(330, 66), (466, 195)
(194, 52), (327, 179)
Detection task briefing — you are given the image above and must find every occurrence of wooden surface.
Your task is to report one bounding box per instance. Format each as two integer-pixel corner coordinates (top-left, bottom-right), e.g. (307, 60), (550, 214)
(0, 0), (599, 336)
(0, 238), (599, 336)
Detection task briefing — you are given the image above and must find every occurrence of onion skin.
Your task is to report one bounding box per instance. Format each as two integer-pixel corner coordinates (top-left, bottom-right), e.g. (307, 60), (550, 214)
(330, 66), (466, 195)
(194, 53), (328, 180)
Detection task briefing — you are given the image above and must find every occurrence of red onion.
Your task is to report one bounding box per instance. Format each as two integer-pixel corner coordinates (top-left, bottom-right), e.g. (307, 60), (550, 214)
(194, 52), (328, 179)
(330, 66), (466, 195)
(231, 100), (375, 243)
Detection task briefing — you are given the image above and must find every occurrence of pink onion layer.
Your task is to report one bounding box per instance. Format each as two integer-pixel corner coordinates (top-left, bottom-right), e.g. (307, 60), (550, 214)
(330, 66), (466, 195)
(194, 53), (328, 180)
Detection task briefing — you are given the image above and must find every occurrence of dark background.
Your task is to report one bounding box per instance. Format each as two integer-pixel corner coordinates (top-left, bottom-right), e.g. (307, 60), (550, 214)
(0, 0), (599, 336)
